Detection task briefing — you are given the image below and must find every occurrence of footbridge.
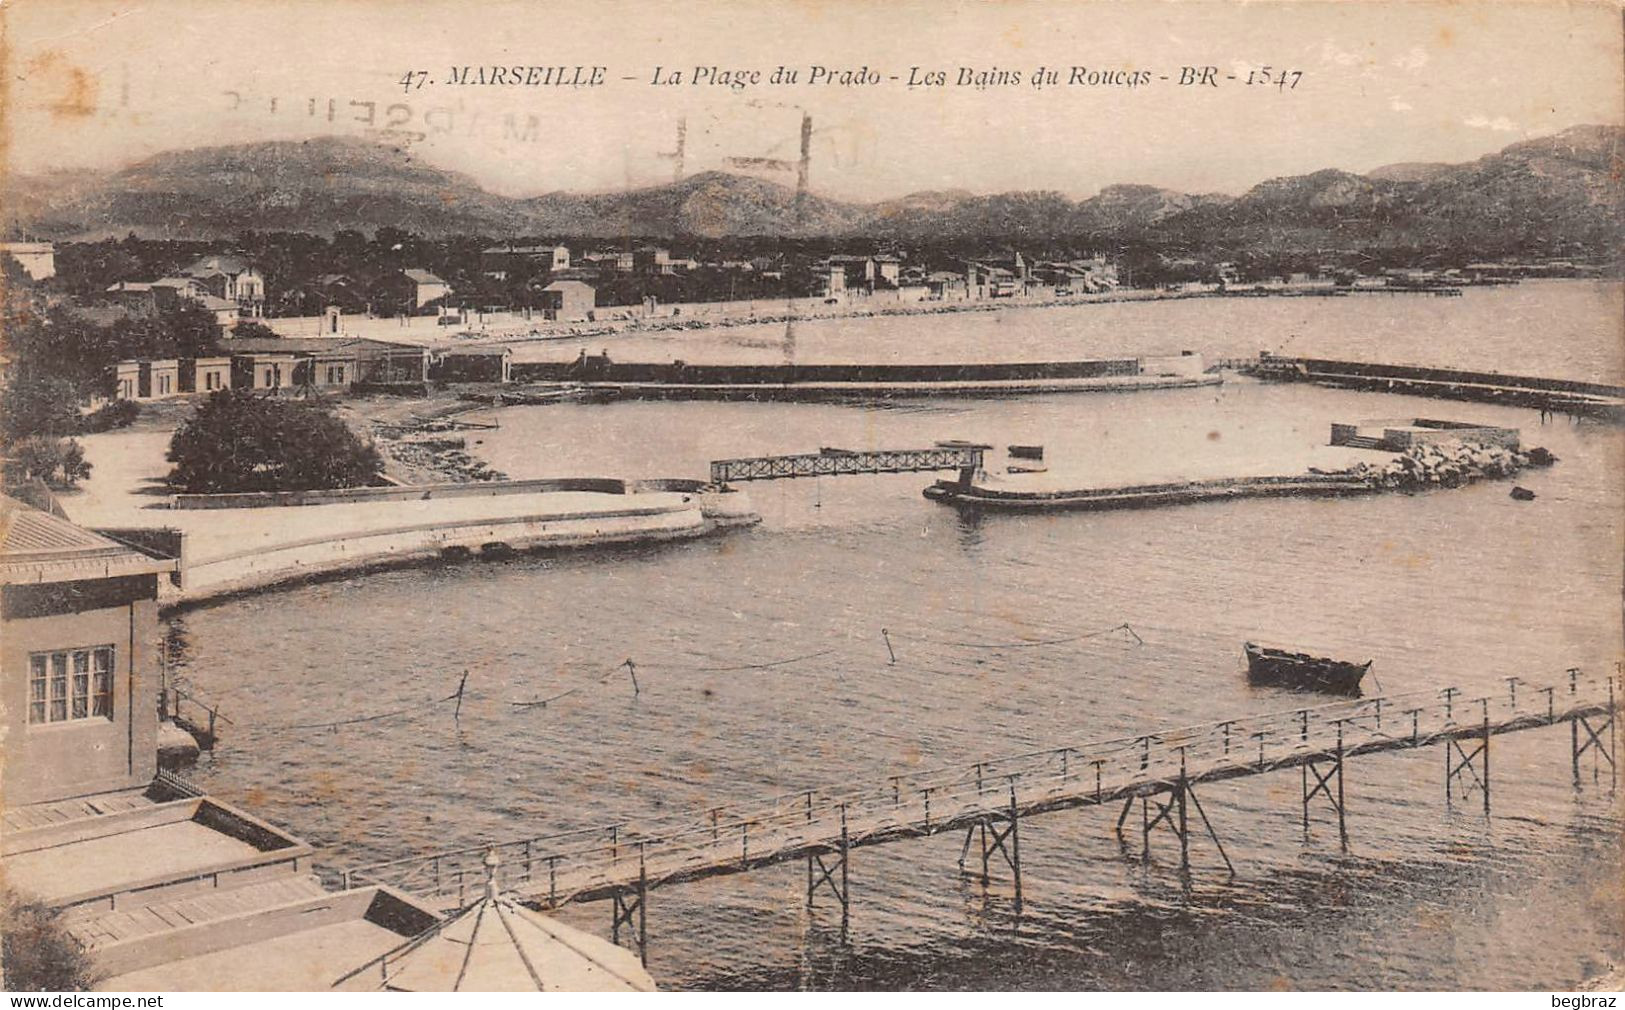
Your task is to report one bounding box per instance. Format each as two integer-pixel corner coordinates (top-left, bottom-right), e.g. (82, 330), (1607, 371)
(343, 668), (1617, 964)
(709, 443), (988, 485)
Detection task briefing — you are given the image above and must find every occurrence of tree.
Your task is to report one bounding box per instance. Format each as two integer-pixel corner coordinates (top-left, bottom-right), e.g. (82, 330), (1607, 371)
(3, 437), (93, 490)
(166, 390), (384, 493)
(0, 371), (84, 442)
(230, 319), (280, 341)
(0, 885), (98, 991)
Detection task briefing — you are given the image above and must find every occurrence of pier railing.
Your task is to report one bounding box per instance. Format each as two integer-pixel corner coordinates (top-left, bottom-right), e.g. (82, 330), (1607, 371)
(344, 668), (1616, 911)
(709, 445), (986, 485)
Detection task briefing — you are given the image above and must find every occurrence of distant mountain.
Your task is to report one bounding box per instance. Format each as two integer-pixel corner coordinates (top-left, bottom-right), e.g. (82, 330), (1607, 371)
(9, 126), (1621, 256)
(10, 138), (531, 239)
(521, 171), (869, 239)
(1071, 184), (1230, 235)
(1366, 162), (1453, 183)
(1161, 125), (1624, 254)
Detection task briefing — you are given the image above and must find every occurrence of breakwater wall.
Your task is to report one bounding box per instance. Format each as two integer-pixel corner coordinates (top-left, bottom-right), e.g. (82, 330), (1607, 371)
(925, 473), (1376, 510)
(1251, 354), (1625, 419)
(512, 358), (1143, 385)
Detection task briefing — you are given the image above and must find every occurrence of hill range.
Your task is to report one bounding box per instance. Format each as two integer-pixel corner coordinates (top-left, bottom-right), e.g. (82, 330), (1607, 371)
(9, 126), (1621, 255)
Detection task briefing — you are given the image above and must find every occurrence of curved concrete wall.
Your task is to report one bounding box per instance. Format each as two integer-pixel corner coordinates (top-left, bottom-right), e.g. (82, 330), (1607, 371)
(179, 505), (708, 601)
(172, 478), (641, 510)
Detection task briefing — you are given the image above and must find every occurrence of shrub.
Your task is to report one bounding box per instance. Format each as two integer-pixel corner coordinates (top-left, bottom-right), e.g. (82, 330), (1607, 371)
(84, 399), (140, 433)
(230, 319), (280, 341)
(3, 437), (93, 490)
(0, 885), (98, 991)
(167, 389), (384, 493)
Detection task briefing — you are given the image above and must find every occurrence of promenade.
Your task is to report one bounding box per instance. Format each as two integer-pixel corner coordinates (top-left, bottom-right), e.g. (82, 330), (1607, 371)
(60, 429), (750, 605)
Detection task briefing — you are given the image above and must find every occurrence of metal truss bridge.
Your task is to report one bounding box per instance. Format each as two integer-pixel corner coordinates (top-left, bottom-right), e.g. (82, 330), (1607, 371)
(344, 668), (1617, 964)
(708, 444), (987, 485)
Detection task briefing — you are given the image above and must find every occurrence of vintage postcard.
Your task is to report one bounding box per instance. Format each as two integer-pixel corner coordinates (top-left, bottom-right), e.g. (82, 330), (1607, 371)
(0, 0), (1620, 995)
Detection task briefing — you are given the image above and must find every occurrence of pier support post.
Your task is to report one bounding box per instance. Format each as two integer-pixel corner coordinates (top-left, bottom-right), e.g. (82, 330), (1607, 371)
(1445, 701), (1492, 815)
(611, 852), (649, 965)
(1138, 752), (1235, 876)
(1570, 678), (1618, 789)
(1301, 723), (1349, 849)
(806, 804), (850, 942)
(961, 784), (1023, 910)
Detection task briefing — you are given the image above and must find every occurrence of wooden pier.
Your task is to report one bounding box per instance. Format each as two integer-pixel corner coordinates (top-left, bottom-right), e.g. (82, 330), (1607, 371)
(709, 444), (987, 485)
(344, 668), (1616, 963)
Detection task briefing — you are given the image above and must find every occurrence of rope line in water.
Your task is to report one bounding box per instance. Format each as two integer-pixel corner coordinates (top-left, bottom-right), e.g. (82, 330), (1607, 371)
(506, 623), (1139, 710)
(281, 676), (468, 731)
(887, 621), (1143, 650)
(507, 649), (840, 707)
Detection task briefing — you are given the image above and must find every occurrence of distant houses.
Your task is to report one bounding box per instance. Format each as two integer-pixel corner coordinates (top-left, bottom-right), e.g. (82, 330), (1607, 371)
(182, 254), (266, 316)
(372, 268), (452, 315)
(538, 278), (596, 321)
(481, 243), (571, 279)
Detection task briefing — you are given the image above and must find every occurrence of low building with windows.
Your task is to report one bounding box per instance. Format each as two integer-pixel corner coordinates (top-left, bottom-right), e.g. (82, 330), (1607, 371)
(299, 348), (361, 390)
(224, 337), (431, 388)
(140, 359), (180, 399)
(113, 361), (142, 400)
(231, 351), (299, 391)
(184, 356), (233, 395)
(0, 497), (180, 807)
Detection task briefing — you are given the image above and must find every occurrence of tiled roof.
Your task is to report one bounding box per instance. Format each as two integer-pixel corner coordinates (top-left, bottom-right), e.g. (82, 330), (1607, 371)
(185, 255), (253, 276)
(402, 269), (445, 284)
(223, 336), (421, 354)
(1, 500), (124, 557)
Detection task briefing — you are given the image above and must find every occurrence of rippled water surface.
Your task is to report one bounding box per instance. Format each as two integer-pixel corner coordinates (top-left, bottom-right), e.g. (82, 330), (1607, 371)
(170, 283), (1623, 990)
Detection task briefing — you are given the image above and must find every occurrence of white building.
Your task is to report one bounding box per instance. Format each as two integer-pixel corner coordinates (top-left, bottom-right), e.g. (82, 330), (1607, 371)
(0, 241), (56, 280)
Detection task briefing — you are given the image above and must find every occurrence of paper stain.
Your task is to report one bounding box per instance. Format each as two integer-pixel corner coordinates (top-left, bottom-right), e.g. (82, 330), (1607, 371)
(26, 49), (99, 119)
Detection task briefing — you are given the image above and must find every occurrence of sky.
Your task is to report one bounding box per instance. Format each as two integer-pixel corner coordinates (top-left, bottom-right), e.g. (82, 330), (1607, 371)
(6, 0), (1623, 202)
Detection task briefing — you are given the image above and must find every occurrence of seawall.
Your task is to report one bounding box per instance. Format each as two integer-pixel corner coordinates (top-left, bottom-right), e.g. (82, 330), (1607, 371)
(1251, 355), (1625, 419)
(156, 486), (757, 607)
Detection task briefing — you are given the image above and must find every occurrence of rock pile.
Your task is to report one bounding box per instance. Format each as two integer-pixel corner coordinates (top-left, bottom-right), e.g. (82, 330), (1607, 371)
(1345, 439), (1532, 490)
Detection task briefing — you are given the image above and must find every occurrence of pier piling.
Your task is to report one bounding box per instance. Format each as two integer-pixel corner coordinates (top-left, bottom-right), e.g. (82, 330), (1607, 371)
(341, 670), (1618, 962)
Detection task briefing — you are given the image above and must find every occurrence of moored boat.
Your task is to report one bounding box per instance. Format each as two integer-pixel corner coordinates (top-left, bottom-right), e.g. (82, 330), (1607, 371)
(1244, 641), (1372, 696)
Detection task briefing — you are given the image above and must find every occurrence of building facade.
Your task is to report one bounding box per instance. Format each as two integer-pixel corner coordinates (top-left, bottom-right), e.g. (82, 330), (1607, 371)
(1, 499), (179, 807)
(0, 241), (56, 280)
(539, 280), (596, 321)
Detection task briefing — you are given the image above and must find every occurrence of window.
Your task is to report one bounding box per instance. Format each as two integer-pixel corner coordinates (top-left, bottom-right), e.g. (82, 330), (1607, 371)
(336, 366), (345, 383)
(28, 647), (114, 724)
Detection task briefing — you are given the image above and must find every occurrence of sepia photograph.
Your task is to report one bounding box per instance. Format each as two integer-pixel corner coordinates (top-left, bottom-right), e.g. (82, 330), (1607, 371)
(0, 0), (1620, 995)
